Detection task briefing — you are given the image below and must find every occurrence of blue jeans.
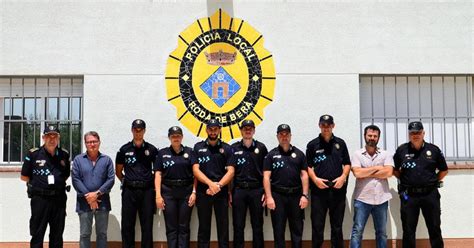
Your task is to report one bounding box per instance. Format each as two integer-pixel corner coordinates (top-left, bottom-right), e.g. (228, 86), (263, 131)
(79, 210), (109, 248)
(350, 200), (388, 248)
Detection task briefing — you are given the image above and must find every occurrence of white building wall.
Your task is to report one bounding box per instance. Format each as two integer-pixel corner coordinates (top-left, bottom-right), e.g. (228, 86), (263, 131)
(1, 0), (473, 243)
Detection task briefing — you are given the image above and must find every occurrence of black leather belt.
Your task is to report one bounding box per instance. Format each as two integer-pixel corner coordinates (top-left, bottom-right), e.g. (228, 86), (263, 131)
(235, 181), (262, 189)
(399, 183), (438, 194)
(28, 184), (64, 197)
(272, 185), (302, 194)
(124, 180), (153, 189)
(163, 179), (193, 187)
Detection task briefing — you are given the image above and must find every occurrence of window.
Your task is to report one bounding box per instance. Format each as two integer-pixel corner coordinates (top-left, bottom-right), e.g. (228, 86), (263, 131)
(360, 75), (473, 162)
(0, 76), (83, 164)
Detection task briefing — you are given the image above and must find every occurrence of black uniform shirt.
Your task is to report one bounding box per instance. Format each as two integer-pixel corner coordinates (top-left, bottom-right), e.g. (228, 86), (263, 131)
(21, 146), (71, 190)
(306, 134), (351, 181)
(154, 145), (197, 181)
(116, 141), (158, 182)
(393, 141), (448, 187)
(230, 139), (268, 184)
(193, 139), (233, 191)
(263, 145), (307, 188)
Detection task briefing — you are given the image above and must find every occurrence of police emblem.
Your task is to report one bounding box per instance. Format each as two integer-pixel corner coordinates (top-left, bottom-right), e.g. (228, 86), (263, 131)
(291, 153), (296, 158)
(323, 115), (330, 120)
(184, 153), (189, 158)
(335, 143), (340, 150)
(165, 9), (276, 141)
(219, 148), (225, 154)
(36, 160), (46, 167)
(426, 150), (432, 156)
(145, 150), (150, 156)
(254, 148), (259, 154)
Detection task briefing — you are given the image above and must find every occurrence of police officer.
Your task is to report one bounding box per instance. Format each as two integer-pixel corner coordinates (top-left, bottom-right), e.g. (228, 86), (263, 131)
(193, 119), (235, 248)
(263, 124), (309, 248)
(230, 119), (268, 248)
(393, 121), (448, 248)
(20, 124), (71, 248)
(306, 115), (351, 248)
(116, 119), (158, 248)
(154, 126), (198, 248)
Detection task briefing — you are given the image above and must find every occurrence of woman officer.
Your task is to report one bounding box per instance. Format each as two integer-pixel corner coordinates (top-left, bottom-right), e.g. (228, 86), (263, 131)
(154, 126), (198, 248)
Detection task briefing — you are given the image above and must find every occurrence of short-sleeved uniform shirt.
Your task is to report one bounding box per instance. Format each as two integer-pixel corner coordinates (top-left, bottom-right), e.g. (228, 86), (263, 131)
(21, 146), (71, 190)
(306, 134), (351, 190)
(393, 142), (448, 187)
(351, 148), (394, 205)
(154, 145), (197, 181)
(263, 145), (307, 189)
(115, 141), (158, 182)
(193, 139), (233, 192)
(230, 139), (268, 184)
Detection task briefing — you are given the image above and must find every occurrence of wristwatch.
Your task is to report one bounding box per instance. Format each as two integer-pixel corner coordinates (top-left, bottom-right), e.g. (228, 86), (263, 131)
(302, 193), (309, 199)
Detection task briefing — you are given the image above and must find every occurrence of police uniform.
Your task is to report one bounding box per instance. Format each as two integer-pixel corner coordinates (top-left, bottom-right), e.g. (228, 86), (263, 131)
(154, 127), (197, 248)
(116, 121), (158, 248)
(264, 140), (307, 248)
(230, 135), (268, 248)
(306, 130), (351, 248)
(194, 138), (233, 248)
(21, 125), (70, 248)
(394, 122), (448, 248)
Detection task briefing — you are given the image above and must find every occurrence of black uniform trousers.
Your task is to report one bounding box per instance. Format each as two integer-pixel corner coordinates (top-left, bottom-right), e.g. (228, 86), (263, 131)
(162, 184), (194, 248)
(232, 187), (264, 248)
(270, 191), (304, 248)
(310, 189), (345, 248)
(121, 186), (155, 248)
(29, 194), (67, 248)
(196, 190), (229, 248)
(400, 189), (443, 248)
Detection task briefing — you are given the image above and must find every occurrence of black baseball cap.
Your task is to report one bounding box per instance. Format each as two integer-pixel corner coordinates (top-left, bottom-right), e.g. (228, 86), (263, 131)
(132, 119), (146, 129)
(408, 121), (424, 132)
(206, 119), (221, 128)
(277, 124), (291, 134)
(240, 119), (255, 129)
(44, 124), (60, 134)
(319, 114), (334, 125)
(168, 126), (183, 136)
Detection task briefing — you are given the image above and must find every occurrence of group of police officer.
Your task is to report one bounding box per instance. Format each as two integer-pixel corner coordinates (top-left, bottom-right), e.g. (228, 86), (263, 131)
(21, 115), (448, 248)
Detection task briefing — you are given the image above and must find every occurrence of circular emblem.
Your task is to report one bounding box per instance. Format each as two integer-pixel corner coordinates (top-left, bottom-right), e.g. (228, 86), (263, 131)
(426, 150), (432, 156)
(165, 9), (275, 141)
(323, 115), (329, 120)
(145, 150), (150, 156)
(291, 153), (296, 158)
(219, 148), (225, 154)
(335, 143), (340, 150)
(184, 153), (189, 158)
(254, 148), (259, 154)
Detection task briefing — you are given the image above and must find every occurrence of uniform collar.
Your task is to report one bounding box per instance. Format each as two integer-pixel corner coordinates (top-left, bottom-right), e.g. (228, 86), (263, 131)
(318, 134), (334, 144)
(278, 145), (293, 155)
(205, 139), (221, 147)
(169, 145), (184, 156)
(239, 139), (256, 149)
(132, 140), (146, 148)
(409, 141), (425, 151)
(41, 146), (59, 158)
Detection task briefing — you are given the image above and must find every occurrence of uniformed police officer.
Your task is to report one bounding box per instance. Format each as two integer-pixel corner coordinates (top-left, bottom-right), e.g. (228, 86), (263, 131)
(20, 124), (71, 248)
(306, 115), (351, 248)
(154, 126), (198, 248)
(230, 119), (268, 248)
(116, 119), (158, 248)
(393, 121), (448, 248)
(193, 119), (235, 248)
(263, 124), (309, 248)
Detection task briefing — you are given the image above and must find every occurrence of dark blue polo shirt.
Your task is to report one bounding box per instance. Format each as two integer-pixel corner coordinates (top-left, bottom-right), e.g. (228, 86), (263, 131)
(263, 145), (307, 188)
(72, 152), (115, 213)
(230, 139), (268, 184)
(193, 139), (233, 192)
(393, 141), (448, 187)
(115, 141), (158, 182)
(154, 145), (197, 181)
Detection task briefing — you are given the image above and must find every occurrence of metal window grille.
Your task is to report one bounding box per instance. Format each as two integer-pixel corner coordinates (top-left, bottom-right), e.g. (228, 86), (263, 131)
(360, 75), (473, 162)
(0, 76), (83, 164)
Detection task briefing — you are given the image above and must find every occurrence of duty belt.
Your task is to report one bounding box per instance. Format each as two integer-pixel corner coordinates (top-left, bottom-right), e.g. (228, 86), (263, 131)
(398, 183), (438, 194)
(124, 180), (153, 189)
(162, 179), (193, 187)
(27, 183), (64, 197)
(235, 181), (262, 189)
(272, 185), (302, 194)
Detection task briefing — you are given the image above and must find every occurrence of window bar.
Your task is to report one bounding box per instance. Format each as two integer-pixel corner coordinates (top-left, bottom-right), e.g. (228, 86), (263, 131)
(442, 76), (447, 155)
(430, 76), (435, 145)
(454, 76), (459, 159)
(33, 78), (37, 149)
(7, 78), (12, 163)
(382, 76), (387, 150)
(406, 76), (410, 138)
(69, 78), (73, 155)
(394, 77), (399, 148)
(417, 76), (423, 139)
(20, 78), (24, 162)
(468, 76), (472, 158)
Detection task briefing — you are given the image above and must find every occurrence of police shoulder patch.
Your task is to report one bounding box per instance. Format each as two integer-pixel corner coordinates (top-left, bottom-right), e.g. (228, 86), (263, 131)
(60, 148), (70, 154)
(29, 147), (39, 153)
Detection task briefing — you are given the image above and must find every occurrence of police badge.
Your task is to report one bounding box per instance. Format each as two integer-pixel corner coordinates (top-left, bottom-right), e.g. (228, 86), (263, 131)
(255, 148), (260, 154)
(219, 148), (224, 154)
(291, 153), (296, 158)
(335, 143), (340, 150)
(184, 153), (189, 158)
(145, 150), (150, 156)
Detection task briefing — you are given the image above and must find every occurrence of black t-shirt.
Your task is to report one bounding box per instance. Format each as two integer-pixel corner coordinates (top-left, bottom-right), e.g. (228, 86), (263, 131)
(21, 146), (71, 190)
(230, 139), (268, 184)
(393, 141), (448, 187)
(154, 145), (197, 181)
(193, 139), (233, 192)
(263, 145), (307, 188)
(306, 134), (351, 181)
(115, 141), (158, 182)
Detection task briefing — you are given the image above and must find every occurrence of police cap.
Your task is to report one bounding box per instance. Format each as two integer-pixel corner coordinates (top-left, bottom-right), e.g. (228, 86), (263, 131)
(206, 119), (221, 128)
(132, 119), (146, 129)
(44, 124), (60, 134)
(277, 124), (291, 134)
(319, 114), (334, 125)
(168, 126), (183, 136)
(240, 119), (255, 129)
(408, 121), (424, 132)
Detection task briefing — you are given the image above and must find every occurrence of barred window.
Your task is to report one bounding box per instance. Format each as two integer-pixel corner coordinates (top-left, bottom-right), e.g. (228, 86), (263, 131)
(0, 76), (83, 164)
(360, 75), (473, 162)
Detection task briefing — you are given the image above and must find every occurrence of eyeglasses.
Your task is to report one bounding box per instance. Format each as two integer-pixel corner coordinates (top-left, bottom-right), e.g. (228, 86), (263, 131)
(85, 140), (100, 145)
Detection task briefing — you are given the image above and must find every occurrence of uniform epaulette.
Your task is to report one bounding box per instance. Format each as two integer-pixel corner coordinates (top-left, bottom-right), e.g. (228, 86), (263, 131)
(29, 147), (39, 153)
(60, 147), (69, 154)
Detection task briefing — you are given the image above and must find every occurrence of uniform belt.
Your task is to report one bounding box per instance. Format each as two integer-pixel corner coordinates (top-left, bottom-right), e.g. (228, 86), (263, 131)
(272, 185), (302, 194)
(235, 181), (262, 189)
(162, 179), (193, 187)
(124, 180), (153, 189)
(399, 184), (438, 194)
(28, 184), (64, 197)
